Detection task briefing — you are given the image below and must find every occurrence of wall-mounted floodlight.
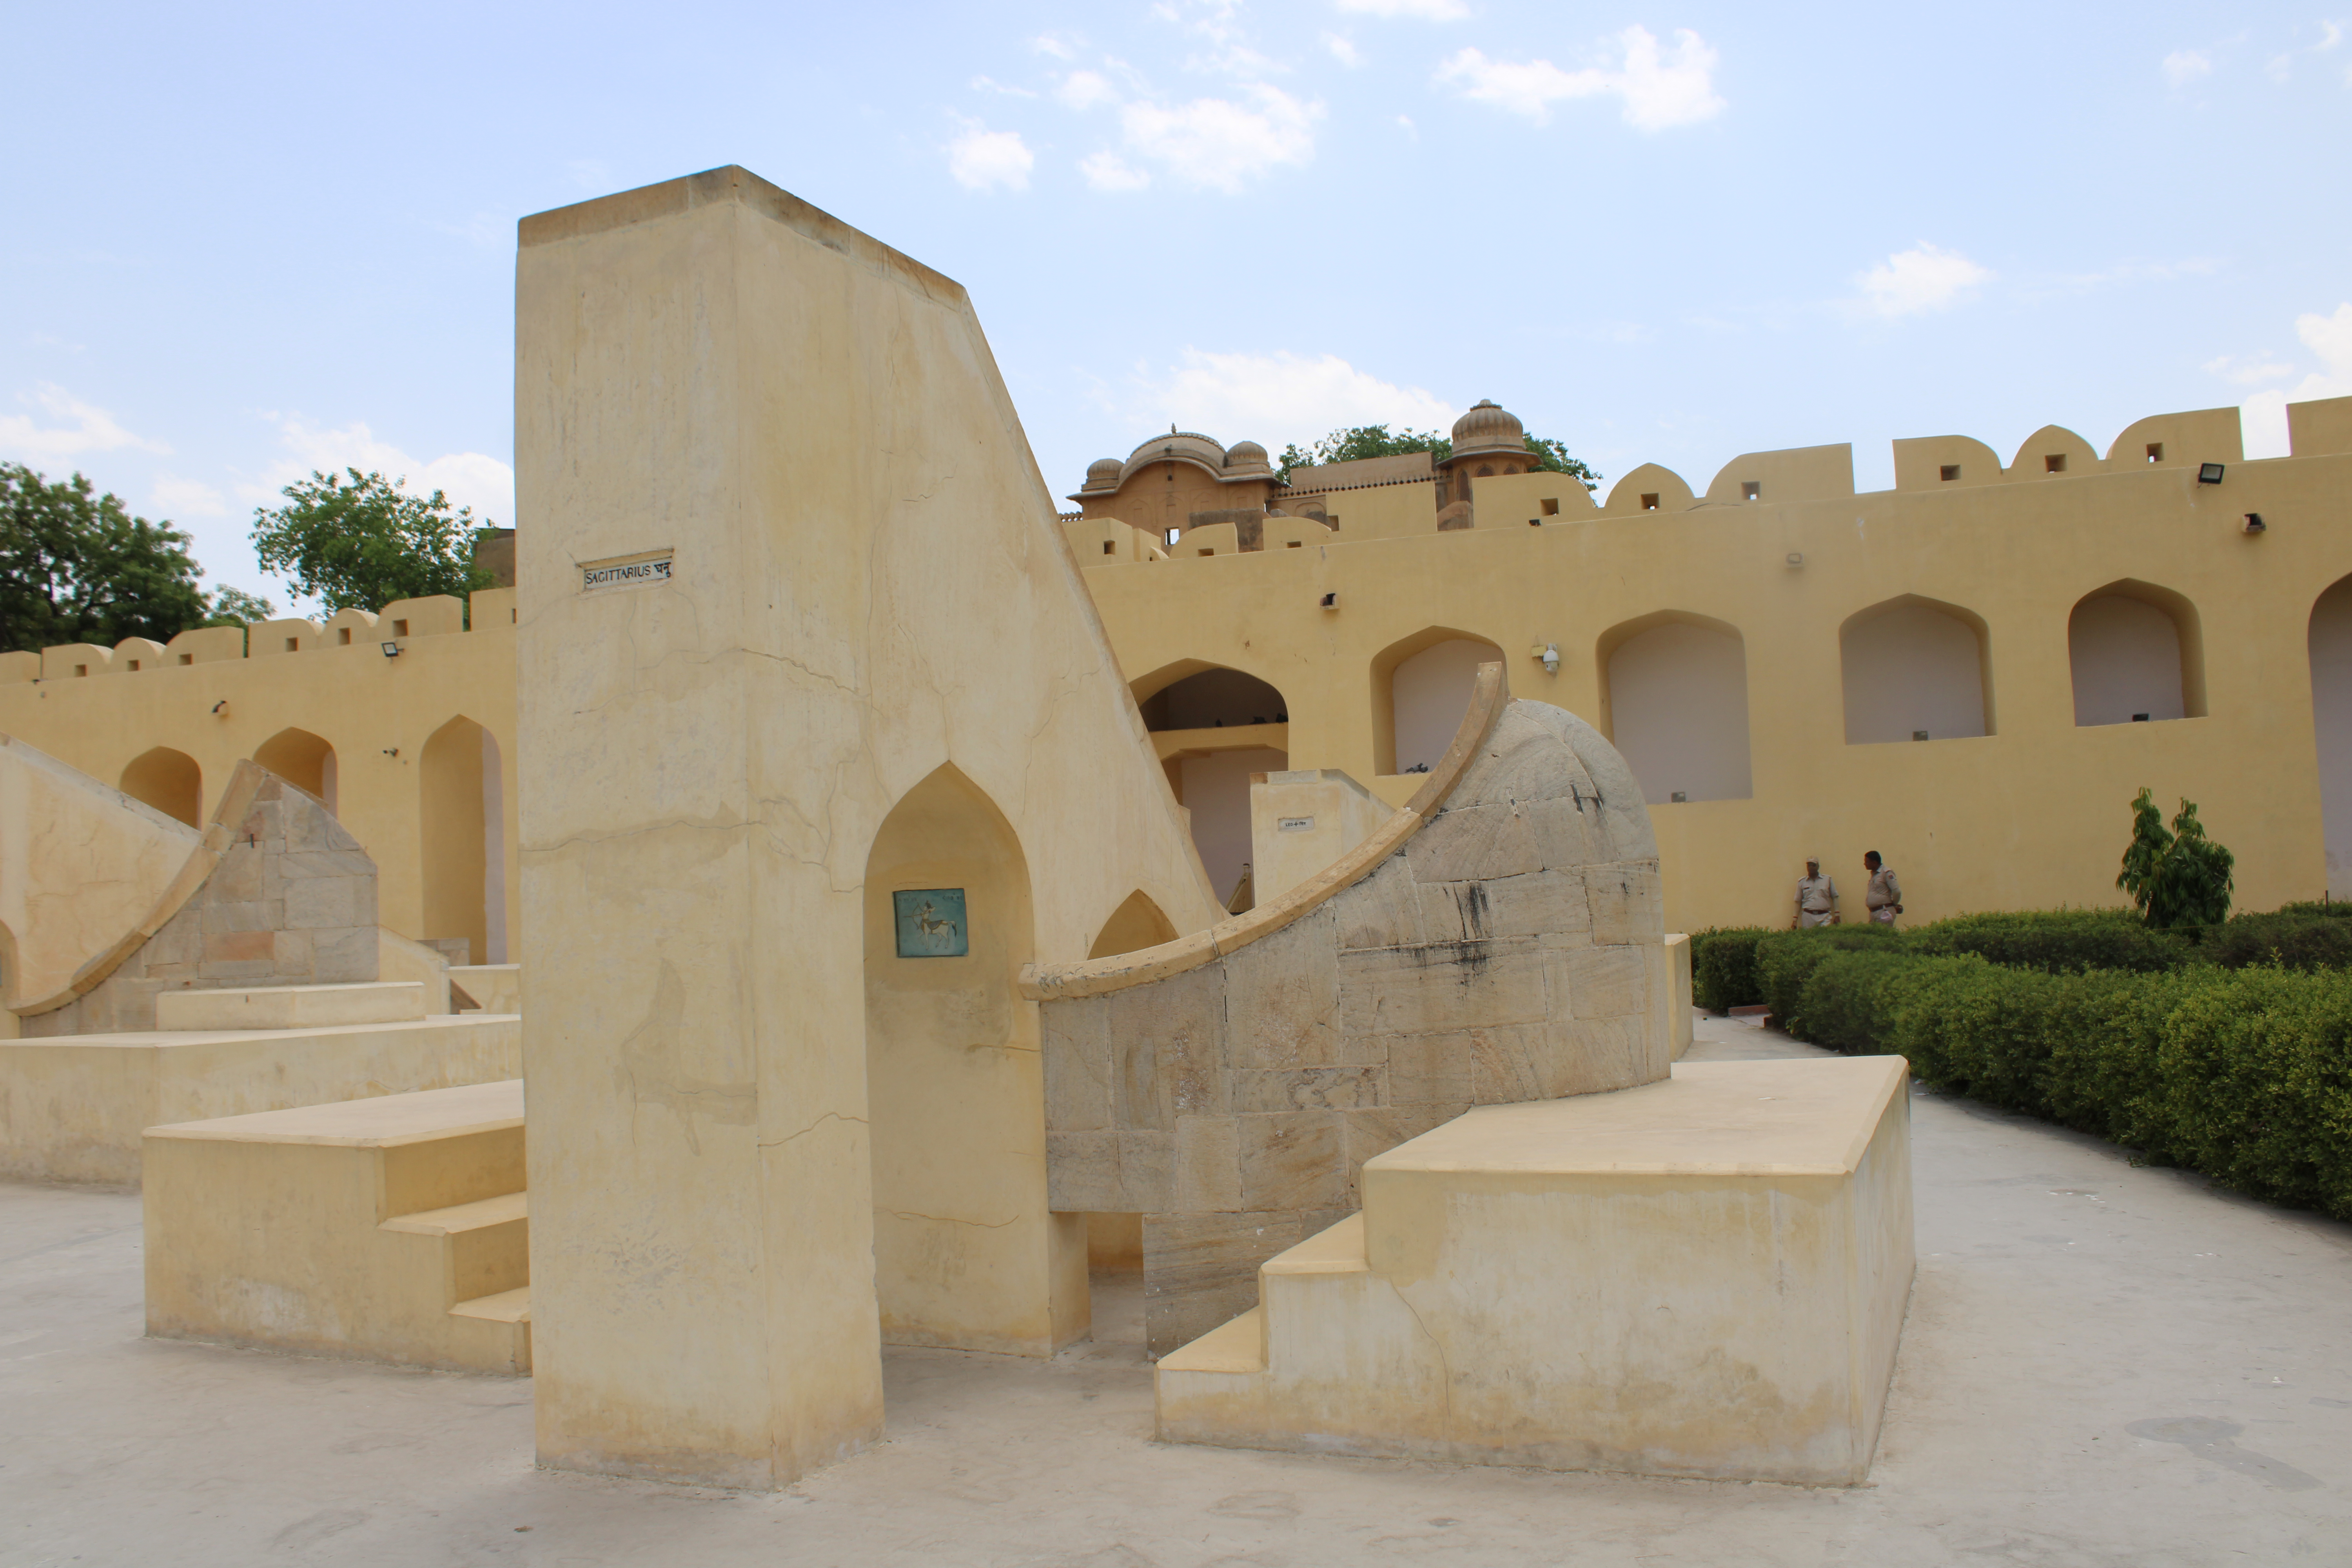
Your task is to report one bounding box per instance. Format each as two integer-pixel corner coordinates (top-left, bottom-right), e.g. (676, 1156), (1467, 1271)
(2196, 463), (2225, 485)
(1786, 552), (1805, 568)
(380, 641), (401, 658)
(1531, 643), (1560, 675)
(2243, 513), (2266, 534)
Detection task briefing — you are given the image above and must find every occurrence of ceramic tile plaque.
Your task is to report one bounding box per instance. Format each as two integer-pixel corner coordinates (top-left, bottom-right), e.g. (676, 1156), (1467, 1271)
(893, 888), (968, 958)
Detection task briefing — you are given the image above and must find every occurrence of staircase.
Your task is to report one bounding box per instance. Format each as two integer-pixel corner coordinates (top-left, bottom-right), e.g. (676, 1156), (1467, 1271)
(144, 1077), (532, 1374)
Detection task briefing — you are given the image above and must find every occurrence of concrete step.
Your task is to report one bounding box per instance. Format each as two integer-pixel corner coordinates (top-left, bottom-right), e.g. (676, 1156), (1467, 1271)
(156, 981), (427, 1031)
(451, 1285), (531, 1324)
(381, 1191), (529, 1303)
(145, 1080), (532, 1374)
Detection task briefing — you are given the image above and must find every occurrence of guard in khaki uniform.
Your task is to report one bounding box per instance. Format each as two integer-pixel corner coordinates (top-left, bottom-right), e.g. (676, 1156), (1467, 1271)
(1864, 851), (1904, 926)
(1793, 858), (1839, 928)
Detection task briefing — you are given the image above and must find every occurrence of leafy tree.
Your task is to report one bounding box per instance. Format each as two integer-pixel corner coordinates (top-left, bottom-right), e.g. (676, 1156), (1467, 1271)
(2117, 788), (2234, 929)
(250, 468), (496, 616)
(204, 586), (276, 626)
(1274, 423), (1599, 491)
(0, 462), (218, 654)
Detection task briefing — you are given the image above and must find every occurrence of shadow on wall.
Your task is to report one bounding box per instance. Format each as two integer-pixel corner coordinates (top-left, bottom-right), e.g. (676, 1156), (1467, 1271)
(1840, 595), (1993, 745)
(1597, 612), (1753, 804)
(421, 716), (504, 966)
(2068, 580), (2204, 727)
(2311, 575), (2352, 898)
(119, 747), (201, 828)
(1089, 889), (1179, 959)
(1373, 629), (1504, 775)
(253, 728), (338, 815)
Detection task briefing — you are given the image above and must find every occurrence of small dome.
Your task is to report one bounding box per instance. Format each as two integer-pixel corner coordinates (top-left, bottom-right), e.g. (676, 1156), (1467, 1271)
(1448, 399), (1527, 465)
(1223, 440), (1270, 473)
(1082, 457), (1123, 492)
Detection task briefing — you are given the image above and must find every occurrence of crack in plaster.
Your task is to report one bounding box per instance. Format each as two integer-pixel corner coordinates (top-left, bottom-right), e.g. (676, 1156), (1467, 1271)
(757, 1109), (867, 1150)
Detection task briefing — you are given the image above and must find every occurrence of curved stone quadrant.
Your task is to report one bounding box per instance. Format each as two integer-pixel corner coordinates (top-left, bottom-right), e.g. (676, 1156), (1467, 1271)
(1036, 692), (1682, 1354)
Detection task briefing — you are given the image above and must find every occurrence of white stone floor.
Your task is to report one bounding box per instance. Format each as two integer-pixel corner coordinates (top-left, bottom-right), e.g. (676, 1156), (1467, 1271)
(4, 1017), (2348, 1566)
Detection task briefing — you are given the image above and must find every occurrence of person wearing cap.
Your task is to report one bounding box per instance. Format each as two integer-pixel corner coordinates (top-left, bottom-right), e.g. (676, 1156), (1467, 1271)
(1793, 858), (1840, 928)
(1864, 851), (1904, 926)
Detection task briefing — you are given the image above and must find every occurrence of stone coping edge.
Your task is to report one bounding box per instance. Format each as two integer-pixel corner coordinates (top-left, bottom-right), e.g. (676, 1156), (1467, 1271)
(1018, 661), (1509, 1002)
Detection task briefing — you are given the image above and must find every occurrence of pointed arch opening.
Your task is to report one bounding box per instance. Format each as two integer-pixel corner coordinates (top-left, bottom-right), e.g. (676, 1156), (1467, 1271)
(2310, 576), (2352, 895)
(1840, 595), (1994, 745)
(862, 762), (1076, 1356)
(1372, 627), (1505, 777)
(420, 716), (505, 964)
(1087, 889), (1180, 959)
(1130, 660), (1291, 909)
(1597, 611), (1753, 803)
(119, 747), (201, 827)
(252, 727), (338, 813)
(2068, 580), (2205, 726)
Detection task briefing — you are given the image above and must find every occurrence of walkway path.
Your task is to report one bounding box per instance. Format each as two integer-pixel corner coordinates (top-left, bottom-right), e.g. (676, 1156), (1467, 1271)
(3, 1018), (2346, 1565)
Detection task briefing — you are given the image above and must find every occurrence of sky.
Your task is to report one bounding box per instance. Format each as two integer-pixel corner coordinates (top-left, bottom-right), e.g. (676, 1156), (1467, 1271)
(4, 0), (2349, 617)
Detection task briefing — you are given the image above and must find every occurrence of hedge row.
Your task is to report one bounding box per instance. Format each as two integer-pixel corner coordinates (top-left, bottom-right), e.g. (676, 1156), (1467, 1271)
(1761, 944), (2352, 1221)
(1690, 906), (2352, 1012)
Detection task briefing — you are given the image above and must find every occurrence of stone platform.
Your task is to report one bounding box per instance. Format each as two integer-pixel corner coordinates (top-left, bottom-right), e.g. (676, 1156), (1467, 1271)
(0, 1011), (520, 1185)
(1156, 1055), (1913, 1484)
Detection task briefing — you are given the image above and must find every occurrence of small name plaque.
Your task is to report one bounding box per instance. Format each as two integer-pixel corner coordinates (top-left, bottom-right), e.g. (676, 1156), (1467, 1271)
(1277, 816), (1316, 833)
(580, 551), (674, 595)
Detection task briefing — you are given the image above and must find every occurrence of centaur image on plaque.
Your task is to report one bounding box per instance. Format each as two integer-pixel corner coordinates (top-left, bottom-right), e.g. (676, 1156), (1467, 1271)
(892, 888), (968, 958)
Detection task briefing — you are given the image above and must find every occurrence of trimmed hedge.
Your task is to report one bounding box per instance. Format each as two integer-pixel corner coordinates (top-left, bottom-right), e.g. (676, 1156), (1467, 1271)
(1905, 908), (2187, 974)
(1688, 926), (1773, 1013)
(1772, 952), (2352, 1222)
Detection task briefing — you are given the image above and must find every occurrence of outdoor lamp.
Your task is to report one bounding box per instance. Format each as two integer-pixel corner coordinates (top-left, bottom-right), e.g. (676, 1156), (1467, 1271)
(380, 641), (401, 658)
(2196, 463), (2225, 485)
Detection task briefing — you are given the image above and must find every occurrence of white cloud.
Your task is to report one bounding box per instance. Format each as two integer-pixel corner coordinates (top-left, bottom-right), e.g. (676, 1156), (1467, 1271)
(2238, 303), (2352, 457)
(2201, 352), (2294, 386)
(1335, 0), (1469, 18)
(971, 75), (1038, 98)
(1436, 27), (1724, 131)
(239, 414), (515, 527)
(1033, 33), (1079, 60)
(1115, 84), (1321, 192)
(2319, 20), (2345, 49)
(1855, 242), (1993, 317)
(1396, 113), (1418, 138)
(1323, 32), (1365, 67)
(1127, 350), (1459, 443)
(1058, 70), (1119, 110)
(1081, 151), (1152, 191)
(152, 474), (227, 518)
(946, 119), (1034, 192)
(0, 383), (169, 465)
(2162, 49), (2213, 86)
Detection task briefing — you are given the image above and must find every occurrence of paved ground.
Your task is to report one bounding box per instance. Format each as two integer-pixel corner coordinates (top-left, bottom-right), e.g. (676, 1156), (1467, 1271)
(4, 1018), (2348, 1566)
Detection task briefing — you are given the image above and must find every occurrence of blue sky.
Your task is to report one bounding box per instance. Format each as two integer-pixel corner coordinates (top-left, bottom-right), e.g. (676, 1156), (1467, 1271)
(4, 1), (2348, 616)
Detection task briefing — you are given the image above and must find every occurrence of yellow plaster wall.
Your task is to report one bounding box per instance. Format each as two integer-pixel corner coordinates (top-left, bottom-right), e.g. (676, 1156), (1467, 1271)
(0, 592), (520, 959)
(1080, 430), (2352, 932)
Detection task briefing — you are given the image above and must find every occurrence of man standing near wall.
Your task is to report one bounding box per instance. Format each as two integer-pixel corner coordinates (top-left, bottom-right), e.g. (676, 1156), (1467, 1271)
(1794, 858), (1839, 928)
(1864, 851), (1903, 926)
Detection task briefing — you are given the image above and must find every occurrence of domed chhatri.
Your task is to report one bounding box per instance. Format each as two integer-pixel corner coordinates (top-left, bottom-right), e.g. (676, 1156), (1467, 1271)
(1448, 399), (1531, 467)
(1080, 456), (1124, 494)
(1223, 440), (1271, 474)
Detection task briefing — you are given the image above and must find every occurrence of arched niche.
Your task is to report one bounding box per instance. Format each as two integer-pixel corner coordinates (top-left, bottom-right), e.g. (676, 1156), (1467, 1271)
(1131, 663), (1290, 732)
(252, 726), (338, 813)
(1087, 889), (1179, 959)
(2068, 580), (2205, 726)
(2309, 575), (2352, 896)
(1372, 628), (1504, 776)
(862, 762), (1076, 1354)
(120, 747), (201, 827)
(420, 716), (505, 965)
(1840, 595), (1994, 744)
(1597, 612), (1753, 803)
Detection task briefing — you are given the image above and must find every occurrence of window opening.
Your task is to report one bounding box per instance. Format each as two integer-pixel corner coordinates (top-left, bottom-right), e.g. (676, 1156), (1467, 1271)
(284, 637), (298, 652)
(1541, 498), (1560, 516)
(1286, 540), (1302, 548)
(393, 619), (410, 636)
(339, 628), (352, 644)
(1940, 465), (1960, 482)
(1101, 540), (1114, 555)
(177, 653), (192, 666)
(2146, 443), (2164, 463)
(2045, 454), (2067, 473)
(1640, 493), (1660, 511)
(1741, 481), (1761, 501)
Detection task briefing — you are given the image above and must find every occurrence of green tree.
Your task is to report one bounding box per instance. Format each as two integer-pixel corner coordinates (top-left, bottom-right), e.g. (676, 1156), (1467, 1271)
(0, 462), (220, 654)
(250, 468), (495, 616)
(2117, 787), (2234, 928)
(1274, 423), (1599, 491)
(204, 586), (276, 627)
